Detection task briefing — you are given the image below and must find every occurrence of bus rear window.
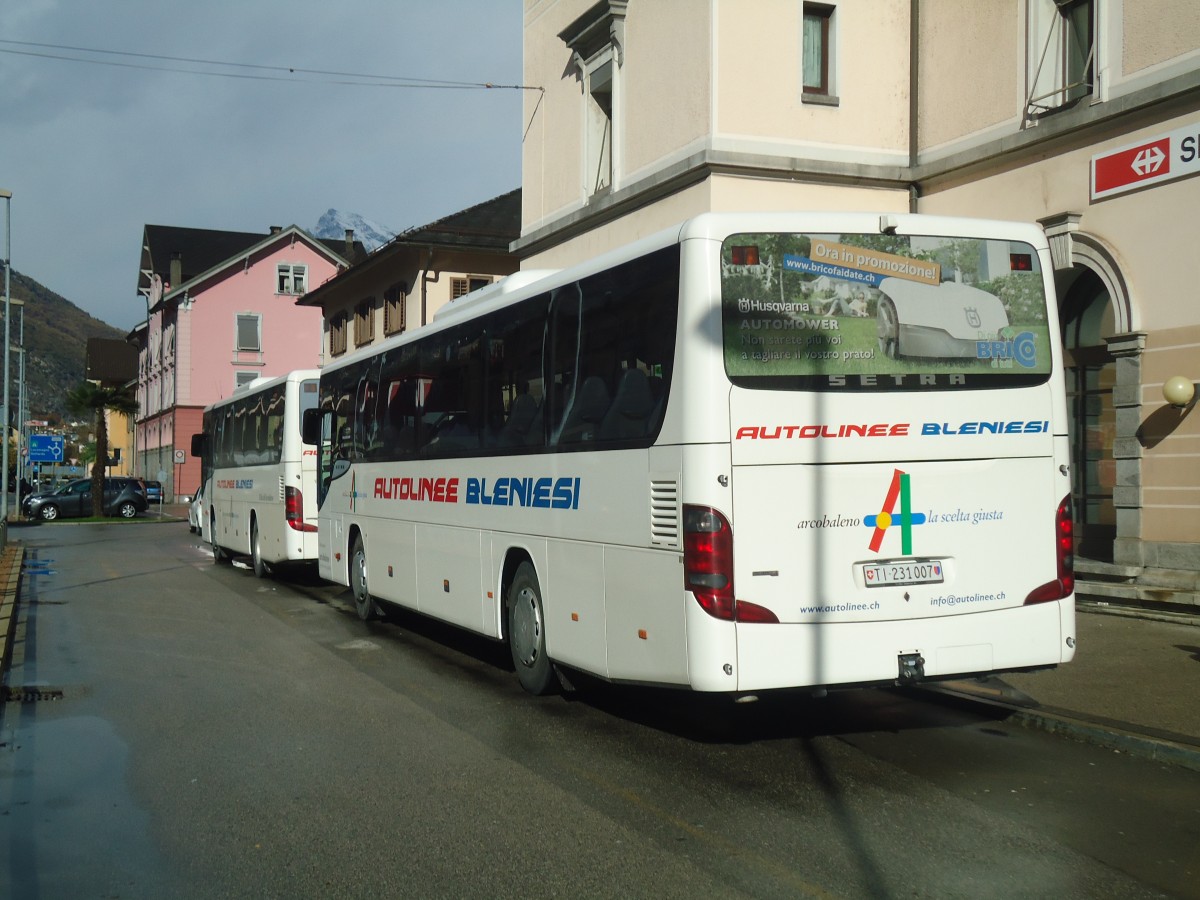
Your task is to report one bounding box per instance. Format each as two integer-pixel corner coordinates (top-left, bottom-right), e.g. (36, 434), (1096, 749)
(721, 232), (1053, 391)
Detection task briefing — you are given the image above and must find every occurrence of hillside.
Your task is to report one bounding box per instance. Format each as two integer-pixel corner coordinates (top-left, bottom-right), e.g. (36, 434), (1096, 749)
(6, 269), (128, 421)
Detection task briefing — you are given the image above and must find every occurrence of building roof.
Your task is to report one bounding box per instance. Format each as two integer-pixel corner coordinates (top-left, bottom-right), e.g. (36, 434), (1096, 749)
(138, 224), (369, 300)
(394, 188), (521, 251)
(297, 189), (521, 307)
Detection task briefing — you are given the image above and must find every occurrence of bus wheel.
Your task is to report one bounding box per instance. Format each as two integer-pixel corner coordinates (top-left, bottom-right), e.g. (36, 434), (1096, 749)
(350, 535), (376, 621)
(211, 513), (229, 563)
(507, 561), (555, 695)
(250, 520), (269, 578)
(877, 297), (900, 358)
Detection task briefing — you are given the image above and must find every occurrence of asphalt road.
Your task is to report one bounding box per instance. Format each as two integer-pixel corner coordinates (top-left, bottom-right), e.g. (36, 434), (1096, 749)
(2, 521), (1197, 898)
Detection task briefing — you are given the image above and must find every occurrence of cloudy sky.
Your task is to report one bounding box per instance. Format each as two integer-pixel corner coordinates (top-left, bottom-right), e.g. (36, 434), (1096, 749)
(1, 0), (523, 331)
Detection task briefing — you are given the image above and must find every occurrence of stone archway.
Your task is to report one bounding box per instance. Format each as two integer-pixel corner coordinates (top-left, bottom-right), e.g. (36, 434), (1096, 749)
(1040, 214), (1144, 568)
(1060, 268), (1116, 560)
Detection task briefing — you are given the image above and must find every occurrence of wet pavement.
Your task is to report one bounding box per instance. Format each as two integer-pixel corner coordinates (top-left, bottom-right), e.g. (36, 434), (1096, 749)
(3, 520), (1199, 773)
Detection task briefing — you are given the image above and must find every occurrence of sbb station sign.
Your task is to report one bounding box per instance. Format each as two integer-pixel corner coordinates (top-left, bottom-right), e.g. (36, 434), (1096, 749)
(1092, 122), (1200, 200)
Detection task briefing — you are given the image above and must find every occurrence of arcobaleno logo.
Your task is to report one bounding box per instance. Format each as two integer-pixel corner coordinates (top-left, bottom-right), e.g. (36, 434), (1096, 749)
(865, 469), (926, 555)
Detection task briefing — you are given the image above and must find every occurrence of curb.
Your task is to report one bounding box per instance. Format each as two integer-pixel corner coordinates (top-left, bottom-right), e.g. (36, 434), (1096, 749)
(1077, 599), (1200, 628)
(0, 541), (24, 680)
(918, 681), (1200, 773)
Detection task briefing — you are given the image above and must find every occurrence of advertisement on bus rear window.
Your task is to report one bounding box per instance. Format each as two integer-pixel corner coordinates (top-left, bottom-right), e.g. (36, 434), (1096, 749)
(721, 233), (1053, 391)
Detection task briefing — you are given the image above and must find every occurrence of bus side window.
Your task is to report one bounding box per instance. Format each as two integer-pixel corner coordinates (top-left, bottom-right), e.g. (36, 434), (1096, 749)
(330, 388), (356, 462)
(599, 367), (655, 440)
(374, 345), (421, 461)
(355, 379), (378, 458)
(478, 296), (548, 452)
(381, 379), (419, 459)
(497, 392), (542, 447)
(557, 375), (611, 445)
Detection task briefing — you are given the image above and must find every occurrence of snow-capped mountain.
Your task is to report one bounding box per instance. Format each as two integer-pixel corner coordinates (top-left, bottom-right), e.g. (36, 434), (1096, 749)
(313, 209), (397, 253)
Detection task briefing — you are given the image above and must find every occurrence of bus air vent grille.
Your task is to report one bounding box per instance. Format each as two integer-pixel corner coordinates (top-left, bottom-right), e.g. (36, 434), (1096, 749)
(278, 476), (286, 501)
(650, 477), (680, 548)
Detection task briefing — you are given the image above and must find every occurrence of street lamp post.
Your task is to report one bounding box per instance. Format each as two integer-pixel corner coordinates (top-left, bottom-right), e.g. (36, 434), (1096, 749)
(1, 188), (11, 525)
(17, 303), (24, 502)
(10, 301), (24, 512)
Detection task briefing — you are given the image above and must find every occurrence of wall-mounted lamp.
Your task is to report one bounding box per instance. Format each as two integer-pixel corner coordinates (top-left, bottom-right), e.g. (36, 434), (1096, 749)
(1162, 375), (1196, 408)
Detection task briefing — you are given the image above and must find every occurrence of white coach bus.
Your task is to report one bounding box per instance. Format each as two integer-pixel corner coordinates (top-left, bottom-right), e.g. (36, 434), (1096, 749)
(305, 212), (1075, 696)
(192, 370), (321, 577)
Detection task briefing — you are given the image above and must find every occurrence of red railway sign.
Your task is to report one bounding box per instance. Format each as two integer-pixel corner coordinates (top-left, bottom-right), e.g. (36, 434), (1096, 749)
(1092, 123), (1200, 200)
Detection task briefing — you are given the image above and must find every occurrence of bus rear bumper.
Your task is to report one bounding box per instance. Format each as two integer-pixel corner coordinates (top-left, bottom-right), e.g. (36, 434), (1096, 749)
(710, 598), (1075, 693)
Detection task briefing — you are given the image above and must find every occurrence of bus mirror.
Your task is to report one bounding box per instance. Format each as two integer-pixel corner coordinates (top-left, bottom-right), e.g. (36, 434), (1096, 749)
(190, 433), (207, 457)
(302, 407), (324, 445)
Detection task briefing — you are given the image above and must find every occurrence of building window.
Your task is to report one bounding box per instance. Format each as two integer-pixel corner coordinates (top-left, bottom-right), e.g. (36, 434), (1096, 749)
(451, 275), (493, 300)
(236, 371), (258, 389)
(277, 263), (308, 295)
(585, 53), (614, 194)
(1026, 0), (1094, 120)
(236, 314), (261, 351)
(330, 312), (348, 357)
(559, 0), (626, 198)
(384, 282), (407, 336)
(354, 298), (375, 347)
(802, 4), (834, 97)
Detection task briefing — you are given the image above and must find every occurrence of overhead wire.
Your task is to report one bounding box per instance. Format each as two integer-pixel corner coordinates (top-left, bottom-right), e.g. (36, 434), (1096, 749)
(0, 38), (542, 91)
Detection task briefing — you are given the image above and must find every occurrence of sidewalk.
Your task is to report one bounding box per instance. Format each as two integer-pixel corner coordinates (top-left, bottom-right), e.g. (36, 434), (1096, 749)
(148, 501), (190, 521)
(924, 602), (1200, 771)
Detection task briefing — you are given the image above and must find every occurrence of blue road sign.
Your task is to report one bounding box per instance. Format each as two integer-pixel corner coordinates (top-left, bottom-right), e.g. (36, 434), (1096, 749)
(28, 434), (65, 463)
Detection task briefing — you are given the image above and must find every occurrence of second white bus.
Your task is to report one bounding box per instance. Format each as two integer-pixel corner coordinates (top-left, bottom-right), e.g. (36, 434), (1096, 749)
(306, 212), (1076, 695)
(192, 369), (321, 577)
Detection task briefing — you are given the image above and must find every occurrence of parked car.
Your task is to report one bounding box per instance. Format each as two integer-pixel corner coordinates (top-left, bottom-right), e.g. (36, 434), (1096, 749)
(22, 477), (149, 521)
(143, 480), (163, 503)
(188, 483), (205, 533)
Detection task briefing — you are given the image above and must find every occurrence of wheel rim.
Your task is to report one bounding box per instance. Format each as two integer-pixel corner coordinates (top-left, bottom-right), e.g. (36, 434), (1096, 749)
(511, 585), (542, 668)
(41, 506), (58, 521)
(352, 546), (370, 614)
(120, 503), (136, 518)
(252, 526), (264, 575)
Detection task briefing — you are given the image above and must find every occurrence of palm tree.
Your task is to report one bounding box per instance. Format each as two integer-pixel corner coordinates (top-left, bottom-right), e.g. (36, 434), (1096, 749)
(65, 381), (139, 517)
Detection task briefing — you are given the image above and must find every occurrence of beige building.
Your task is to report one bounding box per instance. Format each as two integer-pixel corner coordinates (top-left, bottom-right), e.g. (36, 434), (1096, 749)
(516, 0), (1200, 607)
(104, 407), (134, 477)
(299, 191), (521, 359)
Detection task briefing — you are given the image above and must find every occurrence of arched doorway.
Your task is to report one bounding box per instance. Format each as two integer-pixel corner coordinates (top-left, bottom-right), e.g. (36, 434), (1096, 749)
(1060, 267), (1116, 561)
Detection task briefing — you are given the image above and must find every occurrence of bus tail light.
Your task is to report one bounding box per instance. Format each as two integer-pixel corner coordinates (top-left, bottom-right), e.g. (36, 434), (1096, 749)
(683, 505), (778, 624)
(285, 486), (317, 533)
(1024, 495), (1074, 604)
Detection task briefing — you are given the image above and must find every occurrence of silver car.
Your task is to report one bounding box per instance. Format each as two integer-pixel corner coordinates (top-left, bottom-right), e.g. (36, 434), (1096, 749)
(188, 483), (205, 533)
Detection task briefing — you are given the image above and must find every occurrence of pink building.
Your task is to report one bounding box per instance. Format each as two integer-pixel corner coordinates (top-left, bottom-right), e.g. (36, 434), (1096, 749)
(132, 224), (365, 500)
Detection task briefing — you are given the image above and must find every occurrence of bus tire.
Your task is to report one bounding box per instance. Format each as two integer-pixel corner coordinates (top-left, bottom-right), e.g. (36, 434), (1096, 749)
(250, 519), (269, 578)
(507, 561), (556, 695)
(349, 534), (376, 621)
(211, 513), (229, 563)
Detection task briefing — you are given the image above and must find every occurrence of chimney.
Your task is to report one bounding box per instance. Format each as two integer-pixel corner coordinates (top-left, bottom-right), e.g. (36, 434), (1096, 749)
(344, 228), (355, 258)
(169, 253), (182, 289)
(269, 225), (282, 235)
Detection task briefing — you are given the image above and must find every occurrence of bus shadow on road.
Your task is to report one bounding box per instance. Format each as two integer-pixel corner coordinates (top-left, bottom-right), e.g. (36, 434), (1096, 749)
(267, 564), (1013, 745)
(558, 672), (1013, 744)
